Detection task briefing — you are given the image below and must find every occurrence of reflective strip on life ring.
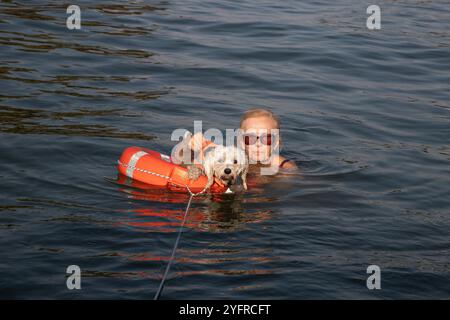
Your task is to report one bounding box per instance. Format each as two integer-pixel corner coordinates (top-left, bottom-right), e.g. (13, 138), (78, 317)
(126, 151), (148, 178)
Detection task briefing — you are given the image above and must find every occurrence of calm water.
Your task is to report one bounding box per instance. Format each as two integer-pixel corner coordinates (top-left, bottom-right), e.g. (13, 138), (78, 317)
(1, 0), (450, 299)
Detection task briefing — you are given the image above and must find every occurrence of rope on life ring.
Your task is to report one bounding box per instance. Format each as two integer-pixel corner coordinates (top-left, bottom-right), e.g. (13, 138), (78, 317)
(118, 159), (210, 196)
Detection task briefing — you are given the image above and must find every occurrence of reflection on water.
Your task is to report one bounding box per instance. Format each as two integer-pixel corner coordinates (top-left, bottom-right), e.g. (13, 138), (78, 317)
(0, 1), (168, 142)
(0, 105), (156, 139)
(115, 174), (274, 233)
(94, 3), (163, 15)
(104, 174), (279, 285)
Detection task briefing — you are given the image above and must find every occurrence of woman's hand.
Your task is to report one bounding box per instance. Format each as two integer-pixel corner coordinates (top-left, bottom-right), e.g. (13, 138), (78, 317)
(189, 132), (216, 156)
(189, 132), (207, 152)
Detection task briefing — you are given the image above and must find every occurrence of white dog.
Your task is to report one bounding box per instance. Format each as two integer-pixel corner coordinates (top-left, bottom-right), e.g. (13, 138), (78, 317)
(188, 144), (248, 192)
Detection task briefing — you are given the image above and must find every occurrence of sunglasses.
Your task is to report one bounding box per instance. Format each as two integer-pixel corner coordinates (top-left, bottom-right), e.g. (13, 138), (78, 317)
(242, 133), (276, 146)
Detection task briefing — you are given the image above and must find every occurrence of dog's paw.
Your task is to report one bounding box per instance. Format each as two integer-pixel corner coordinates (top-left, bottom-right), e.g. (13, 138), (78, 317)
(187, 166), (203, 181)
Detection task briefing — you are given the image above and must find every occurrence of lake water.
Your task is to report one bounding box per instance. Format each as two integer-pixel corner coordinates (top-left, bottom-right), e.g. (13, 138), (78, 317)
(1, 0), (449, 299)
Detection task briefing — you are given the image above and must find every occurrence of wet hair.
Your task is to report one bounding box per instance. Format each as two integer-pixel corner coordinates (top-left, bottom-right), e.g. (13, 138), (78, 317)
(239, 108), (280, 129)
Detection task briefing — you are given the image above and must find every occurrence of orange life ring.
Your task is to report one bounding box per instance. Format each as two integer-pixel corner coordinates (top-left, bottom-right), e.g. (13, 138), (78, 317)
(117, 146), (228, 193)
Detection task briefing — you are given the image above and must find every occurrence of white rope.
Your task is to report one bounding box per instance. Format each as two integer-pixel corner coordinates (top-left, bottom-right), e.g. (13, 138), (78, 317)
(117, 160), (209, 196)
(153, 193), (194, 300)
(118, 159), (208, 299)
(117, 160), (172, 180)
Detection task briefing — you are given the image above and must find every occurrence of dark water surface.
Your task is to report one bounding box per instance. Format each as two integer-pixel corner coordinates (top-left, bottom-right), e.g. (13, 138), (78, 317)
(1, 0), (450, 299)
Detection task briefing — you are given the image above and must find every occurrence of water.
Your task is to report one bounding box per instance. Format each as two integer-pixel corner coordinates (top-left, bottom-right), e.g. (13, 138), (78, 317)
(1, 0), (450, 299)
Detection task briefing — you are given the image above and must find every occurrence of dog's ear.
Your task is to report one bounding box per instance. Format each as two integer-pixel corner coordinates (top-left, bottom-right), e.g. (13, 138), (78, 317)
(202, 155), (215, 190)
(240, 165), (248, 190)
(237, 149), (249, 190)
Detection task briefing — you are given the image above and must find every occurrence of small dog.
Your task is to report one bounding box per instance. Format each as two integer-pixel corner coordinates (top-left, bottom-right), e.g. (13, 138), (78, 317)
(188, 144), (248, 192)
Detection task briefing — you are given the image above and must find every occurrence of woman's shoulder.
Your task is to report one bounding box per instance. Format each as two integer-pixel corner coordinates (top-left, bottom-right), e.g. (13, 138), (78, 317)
(274, 155), (298, 170)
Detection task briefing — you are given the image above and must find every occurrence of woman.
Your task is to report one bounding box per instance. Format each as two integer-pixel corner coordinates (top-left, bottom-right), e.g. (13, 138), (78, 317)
(184, 108), (297, 173)
(238, 108), (297, 171)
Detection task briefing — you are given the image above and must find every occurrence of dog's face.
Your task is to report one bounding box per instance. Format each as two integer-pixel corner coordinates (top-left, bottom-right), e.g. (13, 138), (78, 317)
(203, 145), (248, 189)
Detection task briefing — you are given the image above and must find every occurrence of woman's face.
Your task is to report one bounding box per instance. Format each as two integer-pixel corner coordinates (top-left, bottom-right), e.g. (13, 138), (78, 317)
(240, 116), (278, 164)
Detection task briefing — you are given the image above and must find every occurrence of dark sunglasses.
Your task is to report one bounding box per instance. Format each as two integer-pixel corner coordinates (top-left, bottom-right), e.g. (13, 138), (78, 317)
(243, 133), (276, 146)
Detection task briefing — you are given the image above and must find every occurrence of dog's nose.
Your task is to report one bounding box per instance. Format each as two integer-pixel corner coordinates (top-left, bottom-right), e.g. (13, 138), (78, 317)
(224, 168), (232, 174)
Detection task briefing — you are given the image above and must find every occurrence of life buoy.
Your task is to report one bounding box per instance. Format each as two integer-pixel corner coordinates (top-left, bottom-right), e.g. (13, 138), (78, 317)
(117, 146), (228, 193)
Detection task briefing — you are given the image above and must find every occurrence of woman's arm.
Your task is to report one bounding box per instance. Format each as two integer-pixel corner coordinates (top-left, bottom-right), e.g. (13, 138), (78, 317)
(171, 132), (215, 165)
(277, 155), (298, 170)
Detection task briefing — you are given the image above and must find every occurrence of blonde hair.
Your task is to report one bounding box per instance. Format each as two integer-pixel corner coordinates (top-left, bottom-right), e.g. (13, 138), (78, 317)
(239, 108), (280, 129)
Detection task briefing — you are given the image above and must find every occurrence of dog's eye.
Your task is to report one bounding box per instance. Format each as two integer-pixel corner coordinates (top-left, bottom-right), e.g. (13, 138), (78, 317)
(233, 160), (238, 164)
